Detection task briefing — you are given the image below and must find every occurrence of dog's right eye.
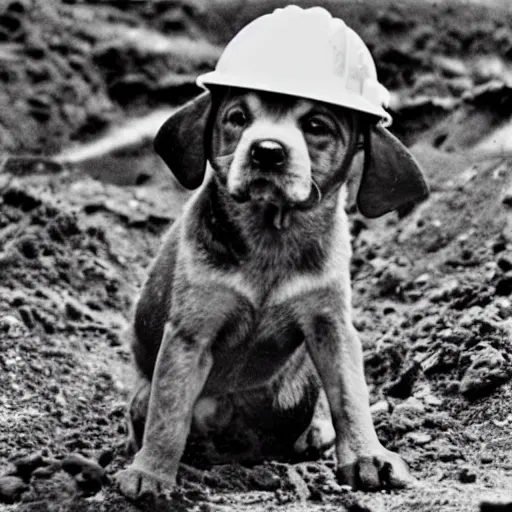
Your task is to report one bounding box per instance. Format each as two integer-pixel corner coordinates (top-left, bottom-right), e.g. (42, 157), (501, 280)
(225, 107), (248, 128)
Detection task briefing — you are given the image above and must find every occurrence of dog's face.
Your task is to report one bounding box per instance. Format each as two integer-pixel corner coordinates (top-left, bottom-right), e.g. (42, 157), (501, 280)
(209, 90), (356, 208)
(154, 89), (428, 219)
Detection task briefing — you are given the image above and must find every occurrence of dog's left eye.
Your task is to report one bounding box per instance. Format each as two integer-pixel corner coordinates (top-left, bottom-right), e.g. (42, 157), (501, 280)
(225, 108), (248, 128)
(302, 116), (332, 136)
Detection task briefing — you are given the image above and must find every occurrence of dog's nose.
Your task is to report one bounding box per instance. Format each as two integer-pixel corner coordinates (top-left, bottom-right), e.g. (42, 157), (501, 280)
(250, 140), (286, 170)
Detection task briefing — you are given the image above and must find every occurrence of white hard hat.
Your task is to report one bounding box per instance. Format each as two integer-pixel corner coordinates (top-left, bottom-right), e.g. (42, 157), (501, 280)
(197, 5), (391, 125)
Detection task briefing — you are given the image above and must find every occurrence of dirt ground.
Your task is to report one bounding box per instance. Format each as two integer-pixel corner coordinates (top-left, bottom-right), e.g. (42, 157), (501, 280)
(1, 0), (512, 511)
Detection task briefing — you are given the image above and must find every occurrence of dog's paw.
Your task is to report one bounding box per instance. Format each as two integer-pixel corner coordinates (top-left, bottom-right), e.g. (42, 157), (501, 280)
(294, 417), (335, 456)
(337, 448), (416, 491)
(115, 466), (172, 500)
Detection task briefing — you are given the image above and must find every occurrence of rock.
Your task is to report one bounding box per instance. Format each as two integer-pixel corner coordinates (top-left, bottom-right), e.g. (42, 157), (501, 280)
(428, 279), (459, 302)
(459, 467), (477, 483)
(0, 315), (25, 338)
(493, 238), (508, 254)
(377, 8), (408, 31)
(31, 466), (58, 479)
(472, 56), (506, 85)
(411, 73), (443, 97)
(281, 465), (310, 501)
(387, 397), (425, 435)
(433, 55), (468, 77)
(394, 397), (425, 414)
(405, 432), (432, 446)
(11, 452), (45, 480)
(497, 255), (512, 272)
(495, 298), (512, 320)
(460, 346), (512, 399)
(97, 449), (114, 468)
(377, 263), (409, 295)
(438, 444), (463, 462)
(414, 273), (430, 286)
(385, 362), (422, 399)
(61, 453), (106, 494)
(445, 380), (460, 394)
(447, 76), (474, 95)
(496, 276), (512, 296)
(481, 454), (494, 464)
(370, 400), (390, 416)
(503, 188), (512, 207)
(480, 499), (512, 511)
(250, 466), (281, 491)
(0, 475), (28, 504)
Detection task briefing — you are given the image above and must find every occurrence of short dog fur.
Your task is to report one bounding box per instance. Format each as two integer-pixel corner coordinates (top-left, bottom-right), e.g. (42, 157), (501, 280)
(115, 87), (428, 498)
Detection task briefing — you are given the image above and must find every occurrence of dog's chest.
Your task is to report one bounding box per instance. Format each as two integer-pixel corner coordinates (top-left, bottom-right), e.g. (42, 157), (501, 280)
(207, 297), (306, 391)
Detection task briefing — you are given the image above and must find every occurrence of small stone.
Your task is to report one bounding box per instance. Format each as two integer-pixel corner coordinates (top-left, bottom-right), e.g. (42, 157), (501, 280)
(492, 417), (509, 428)
(459, 467), (477, 483)
(377, 263), (409, 295)
(472, 56), (505, 84)
(31, 466), (58, 479)
(97, 449), (114, 468)
(18, 306), (35, 329)
(496, 298), (512, 319)
(445, 380), (460, 394)
(65, 302), (83, 320)
(377, 8), (408, 31)
(481, 454), (494, 464)
(250, 466), (281, 491)
(414, 273), (430, 286)
(503, 188), (512, 207)
(423, 394), (443, 407)
(386, 362), (421, 399)
(496, 276), (512, 296)
(460, 346), (512, 399)
(497, 256), (512, 272)
(439, 445), (462, 462)
(447, 76), (474, 95)
(428, 279), (459, 302)
(434, 55), (468, 77)
(55, 391), (67, 408)
(61, 453), (106, 493)
(370, 400), (390, 416)
(394, 397), (425, 414)
(405, 432), (432, 446)
(493, 239), (508, 254)
(12, 452), (45, 480)
(480, 499), (512, 511)
(0, 315), (25, 338)
(0, 475), (28, 504)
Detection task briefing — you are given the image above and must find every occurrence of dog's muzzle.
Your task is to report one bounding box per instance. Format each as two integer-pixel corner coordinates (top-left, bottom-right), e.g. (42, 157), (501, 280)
(250, 140), (286, 172)
(248, 179), (283, 204)
(230, 177), (322, 230)
(231, 178), (320, 207)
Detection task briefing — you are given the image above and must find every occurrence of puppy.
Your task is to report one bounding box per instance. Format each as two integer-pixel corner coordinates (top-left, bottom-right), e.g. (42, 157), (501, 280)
(115, 87), (428, 499)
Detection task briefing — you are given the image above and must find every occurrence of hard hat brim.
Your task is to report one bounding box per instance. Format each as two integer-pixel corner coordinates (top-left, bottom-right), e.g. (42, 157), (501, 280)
(197, 71), (391, 125)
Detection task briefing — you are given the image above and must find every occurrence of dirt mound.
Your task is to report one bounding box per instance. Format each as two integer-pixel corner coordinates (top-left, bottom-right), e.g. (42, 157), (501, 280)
(0, 184), (132, 337)
(0, 0), (219, 154)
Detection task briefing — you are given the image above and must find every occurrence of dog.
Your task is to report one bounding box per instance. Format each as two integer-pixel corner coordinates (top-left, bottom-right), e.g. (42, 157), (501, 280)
(114, 86), (428, 499)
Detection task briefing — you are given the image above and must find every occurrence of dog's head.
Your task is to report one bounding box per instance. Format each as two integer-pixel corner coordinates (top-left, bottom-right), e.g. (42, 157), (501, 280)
(155, 88), (428, 218)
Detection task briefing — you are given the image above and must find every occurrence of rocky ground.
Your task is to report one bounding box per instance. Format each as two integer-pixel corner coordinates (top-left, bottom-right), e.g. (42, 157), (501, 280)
(1, 0), (512, 511)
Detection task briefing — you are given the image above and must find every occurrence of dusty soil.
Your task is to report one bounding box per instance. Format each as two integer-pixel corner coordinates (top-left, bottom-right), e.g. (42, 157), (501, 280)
(1, 0), (512, 511)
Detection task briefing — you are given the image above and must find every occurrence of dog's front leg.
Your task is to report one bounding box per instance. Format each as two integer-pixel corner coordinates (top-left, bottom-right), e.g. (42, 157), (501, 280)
(115, 320), (213, 499)
(304, 295), (415, 491)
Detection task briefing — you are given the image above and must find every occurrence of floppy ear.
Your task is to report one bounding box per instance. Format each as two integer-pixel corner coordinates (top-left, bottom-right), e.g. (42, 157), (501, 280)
(357, 125), (429, 218)
(154, 91), (212, 190)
